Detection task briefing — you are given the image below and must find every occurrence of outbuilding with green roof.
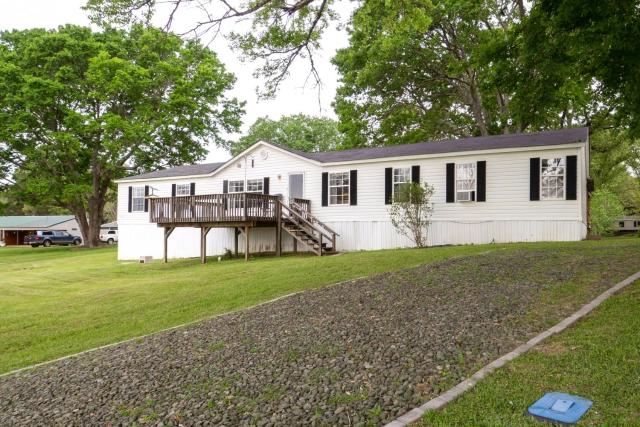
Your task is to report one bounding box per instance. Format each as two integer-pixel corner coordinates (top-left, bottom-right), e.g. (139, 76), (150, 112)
(0, 216), (80, 246)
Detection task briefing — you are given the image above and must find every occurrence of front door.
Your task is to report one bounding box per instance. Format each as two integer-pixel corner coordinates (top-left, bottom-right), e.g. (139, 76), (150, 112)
(289, 173), (304, 201)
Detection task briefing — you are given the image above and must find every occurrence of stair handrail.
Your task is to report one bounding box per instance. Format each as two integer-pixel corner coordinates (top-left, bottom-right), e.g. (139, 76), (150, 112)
(280, 202), (333, 242)
(289, 201), (340, 237)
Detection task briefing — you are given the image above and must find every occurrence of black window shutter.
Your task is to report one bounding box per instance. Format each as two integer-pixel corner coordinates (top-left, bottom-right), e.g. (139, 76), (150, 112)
(321, 172), (328, 206)
(385, 167), (393, 205)
(171, 184), (176, 197)
(477, 161), (486, 202)
(144, 185), (149, 212)
(566, 155), (577, 200)
(128, 186), (132, 212)
(446, 163), (455, 203)
(350, 170), (358, 206)
(411, 165), (420, 184)
(190, 182), (195, 196)
(530, 158), (540, 201)
(223, 180), (228, 194)
(263, 177), (270, 195)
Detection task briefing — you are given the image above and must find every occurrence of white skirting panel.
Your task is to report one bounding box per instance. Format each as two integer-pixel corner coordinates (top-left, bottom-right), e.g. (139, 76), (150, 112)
(326, 220), (587, 252)
(118, 220), (586, 260)
(117, 224), (299, 261)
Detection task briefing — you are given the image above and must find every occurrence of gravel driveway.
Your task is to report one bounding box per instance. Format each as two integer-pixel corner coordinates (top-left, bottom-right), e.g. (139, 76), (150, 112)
(2, 243), (639, 426)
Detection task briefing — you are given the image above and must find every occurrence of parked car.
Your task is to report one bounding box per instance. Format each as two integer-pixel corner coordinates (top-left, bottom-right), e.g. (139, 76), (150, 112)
(25, 230), (82, 247)
(100, 229), (118, 245)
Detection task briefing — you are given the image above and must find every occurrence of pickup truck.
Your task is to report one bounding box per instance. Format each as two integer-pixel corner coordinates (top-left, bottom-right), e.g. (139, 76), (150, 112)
(25, 230), (83, 247)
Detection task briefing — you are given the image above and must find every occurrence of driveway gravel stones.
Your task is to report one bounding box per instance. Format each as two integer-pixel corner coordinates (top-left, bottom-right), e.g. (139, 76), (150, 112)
(2, 243), (640, 426)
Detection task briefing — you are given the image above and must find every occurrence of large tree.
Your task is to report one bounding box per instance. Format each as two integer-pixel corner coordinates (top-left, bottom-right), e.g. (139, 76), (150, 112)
(0, 25), (243, 246)
(524, 0), (640, 136)
(332, 0), (617, 147)
(85, 0), (342, 99)
(85, 0), (639, 144)
(228, 114), (342, 155)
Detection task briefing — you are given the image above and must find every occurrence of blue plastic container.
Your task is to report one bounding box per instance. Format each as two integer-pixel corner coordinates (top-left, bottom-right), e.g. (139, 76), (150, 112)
(528, 392), (592, 424)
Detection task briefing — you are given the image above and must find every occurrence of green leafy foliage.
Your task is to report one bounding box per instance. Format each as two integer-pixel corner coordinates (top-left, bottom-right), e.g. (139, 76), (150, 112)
(0, 25), (243, 245)
(589, 189), (625, 235)
(526, 0), (640, 136)
(229, 114), (343, 155)
(388, 182), (435, 248)
(85, 0), (340, 99)
(333, 0), (615, 147)
(590, 130), (640, 214)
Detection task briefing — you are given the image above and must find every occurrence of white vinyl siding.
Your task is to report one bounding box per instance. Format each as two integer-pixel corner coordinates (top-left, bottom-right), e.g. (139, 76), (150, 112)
(329, 172), (350, 205)
(131, 186), (145, 212)
(175, 183), (190, 196)
(116, 141), (587, 260)
(541, 158), (565, 200)
(455, 163), (476, 202)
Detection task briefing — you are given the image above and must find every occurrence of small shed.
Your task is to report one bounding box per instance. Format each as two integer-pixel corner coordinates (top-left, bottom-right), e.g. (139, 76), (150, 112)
(0, 216), (80, 245)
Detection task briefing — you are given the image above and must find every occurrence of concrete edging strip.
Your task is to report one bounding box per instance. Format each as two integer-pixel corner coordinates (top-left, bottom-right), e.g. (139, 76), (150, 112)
(385, 269), (640, 427)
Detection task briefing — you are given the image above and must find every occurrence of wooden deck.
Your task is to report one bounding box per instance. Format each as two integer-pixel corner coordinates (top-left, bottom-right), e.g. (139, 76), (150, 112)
(148, 193), (338, 263)
(149, 193), (279, 225)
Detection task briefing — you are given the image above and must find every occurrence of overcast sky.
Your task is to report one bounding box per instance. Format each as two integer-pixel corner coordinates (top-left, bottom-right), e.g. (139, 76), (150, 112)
(0, 0), (355, 163)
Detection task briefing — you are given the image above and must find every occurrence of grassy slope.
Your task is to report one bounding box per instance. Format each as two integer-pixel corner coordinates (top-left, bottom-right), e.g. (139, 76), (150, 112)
(0, 243), (491, 374)
(0, 238), (636, 375)
(422, 281), (640, 426)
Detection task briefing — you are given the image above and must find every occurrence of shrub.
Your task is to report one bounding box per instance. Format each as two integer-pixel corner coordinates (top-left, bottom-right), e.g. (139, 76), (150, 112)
(589, 188), (625, 235)
(388, 182), (435, 247)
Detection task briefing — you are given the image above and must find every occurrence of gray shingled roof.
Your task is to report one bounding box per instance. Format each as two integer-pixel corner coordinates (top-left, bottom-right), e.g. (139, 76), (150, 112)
(121, 162), (225, 181)
(294, 127), (589, 163)
(120, 128), (588, 181)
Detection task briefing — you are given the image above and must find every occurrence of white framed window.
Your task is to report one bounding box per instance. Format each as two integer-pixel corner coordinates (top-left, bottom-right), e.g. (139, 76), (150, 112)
(175, 183), (191, 196)
(246, 179), (263, 193)
(329, 172), (350, 205)
(456, 163), (476, 202)
(541, 158), (565, 200)
(131, 186), (145, 212)
(393, 167), (411, 196)
(228, 180), (244, 193)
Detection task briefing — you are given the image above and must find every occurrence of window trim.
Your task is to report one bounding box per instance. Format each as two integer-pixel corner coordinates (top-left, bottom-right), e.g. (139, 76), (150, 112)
(131, 186), (146, 212)
(455, 163), (476, 202)
(246, 178), (263, 194)
(175, 183), (191, 197)
(228, 180), (245, 193)
(392, 167), (411, 198)
(540, 157), (566, 201)
(328, 171), (350, 206)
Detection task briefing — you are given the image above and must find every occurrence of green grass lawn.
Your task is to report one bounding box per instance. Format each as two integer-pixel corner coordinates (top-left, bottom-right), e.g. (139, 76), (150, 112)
(421, 279), (640, 426)
(0, 238), (637, 376)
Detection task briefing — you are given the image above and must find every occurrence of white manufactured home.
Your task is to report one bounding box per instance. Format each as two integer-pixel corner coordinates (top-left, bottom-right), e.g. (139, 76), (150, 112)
(116, 127), (590, 261)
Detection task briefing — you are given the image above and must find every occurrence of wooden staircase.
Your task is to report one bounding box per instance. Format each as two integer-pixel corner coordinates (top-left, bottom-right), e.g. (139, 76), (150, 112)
(279, 201), (338, 256)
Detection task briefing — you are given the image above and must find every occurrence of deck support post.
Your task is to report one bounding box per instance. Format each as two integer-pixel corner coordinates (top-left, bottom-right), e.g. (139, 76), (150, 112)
(200, 227), (211, 264)
(319, 233), (323, 257)
(293, 239), (297, 253)
(234, 227), (239, 257)
(276, 202), (282, 257)
(244, 225), (250, 261)
(163, 227), (175, 263)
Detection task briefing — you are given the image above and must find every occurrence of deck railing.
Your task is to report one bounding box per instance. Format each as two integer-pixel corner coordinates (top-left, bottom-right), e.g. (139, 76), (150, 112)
(149, 193), (280, 224)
